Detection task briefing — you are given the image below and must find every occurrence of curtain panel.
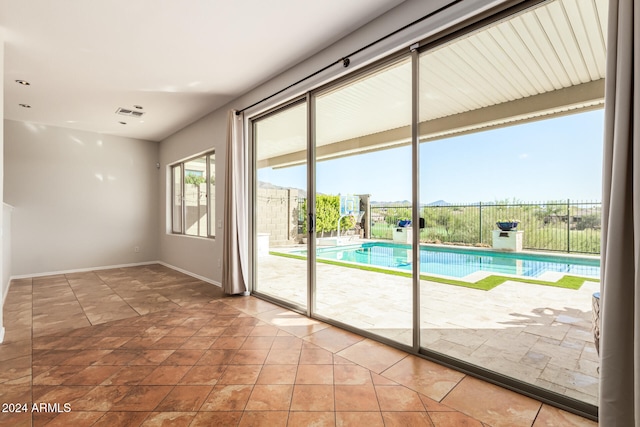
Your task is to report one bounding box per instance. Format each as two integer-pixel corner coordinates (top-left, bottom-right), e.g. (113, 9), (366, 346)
(222, 110), (249, 295)
(599, 0), (640, 425)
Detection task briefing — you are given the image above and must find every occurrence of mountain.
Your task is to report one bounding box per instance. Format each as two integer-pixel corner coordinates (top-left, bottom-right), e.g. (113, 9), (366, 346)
(257, 181), (307, 198)
(370, 200), (411, 205)
(425, 200), (450, 206)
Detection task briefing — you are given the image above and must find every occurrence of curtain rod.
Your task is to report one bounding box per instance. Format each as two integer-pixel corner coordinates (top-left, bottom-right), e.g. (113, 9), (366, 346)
(235, 0), (463, 116)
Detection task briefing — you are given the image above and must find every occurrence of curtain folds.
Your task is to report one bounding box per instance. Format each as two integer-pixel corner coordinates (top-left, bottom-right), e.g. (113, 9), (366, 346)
(599, 0), (640, 425)
(222, 110), (249, 295)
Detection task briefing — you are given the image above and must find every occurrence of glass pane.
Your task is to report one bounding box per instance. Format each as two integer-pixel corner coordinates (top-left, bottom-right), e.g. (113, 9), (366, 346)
(314, 57), (413, 346)
(418, 0), (605, 406)
(172, 165), (183, 233)
(209, 153), (216, 237)
(254, 102), (308, 308)
(184, 156), (208, 237)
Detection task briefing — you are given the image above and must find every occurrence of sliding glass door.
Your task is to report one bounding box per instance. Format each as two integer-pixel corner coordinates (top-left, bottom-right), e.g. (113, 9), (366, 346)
(253, 101), (308, 309)
(312, 56), (414, 346)
(250, 0), (605, 413)
(416, 0), (604, 408)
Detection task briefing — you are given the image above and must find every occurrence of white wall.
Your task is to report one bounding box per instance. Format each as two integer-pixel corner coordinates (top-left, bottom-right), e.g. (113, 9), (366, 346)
(2, 205), (11, 301)
(0, 205), (8, 344)
(4, 120), (159, 276)
(157, 0), (496, 284)
(1, 35), (5, 342)
(158, 108), (225, 283)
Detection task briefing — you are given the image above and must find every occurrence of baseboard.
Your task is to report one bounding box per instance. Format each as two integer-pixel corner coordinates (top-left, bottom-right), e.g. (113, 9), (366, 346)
(8, 261), (160, 281)
(2, 282), (9, 307)
(156, 261), (222, 288)
(0, 327), (5, 344)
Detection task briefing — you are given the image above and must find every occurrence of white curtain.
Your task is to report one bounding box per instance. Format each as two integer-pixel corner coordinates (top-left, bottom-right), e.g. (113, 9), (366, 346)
(222, 110), (249, 295)
(599, 0), (640, 425)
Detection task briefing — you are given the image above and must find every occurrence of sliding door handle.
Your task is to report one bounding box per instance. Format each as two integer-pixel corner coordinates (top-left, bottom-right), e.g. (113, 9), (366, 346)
(308, 213), (315, 233)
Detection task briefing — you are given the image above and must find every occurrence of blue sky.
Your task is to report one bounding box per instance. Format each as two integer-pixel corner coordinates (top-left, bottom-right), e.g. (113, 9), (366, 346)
(259, 109), (604, 204)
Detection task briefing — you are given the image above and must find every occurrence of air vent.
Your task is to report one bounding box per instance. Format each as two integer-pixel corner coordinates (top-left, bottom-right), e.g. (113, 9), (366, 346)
(115, 107), (145, 117)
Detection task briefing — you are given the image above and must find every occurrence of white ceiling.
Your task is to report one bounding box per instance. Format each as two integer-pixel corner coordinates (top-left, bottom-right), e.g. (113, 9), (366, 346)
(1, 0), (404, 141)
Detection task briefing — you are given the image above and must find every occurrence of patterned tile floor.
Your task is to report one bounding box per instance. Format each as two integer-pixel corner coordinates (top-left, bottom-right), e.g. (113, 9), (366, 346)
(0, 264), (597, 426)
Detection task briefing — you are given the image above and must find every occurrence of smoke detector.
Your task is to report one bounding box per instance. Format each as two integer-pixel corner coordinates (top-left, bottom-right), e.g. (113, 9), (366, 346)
(115, 107), (145, 118)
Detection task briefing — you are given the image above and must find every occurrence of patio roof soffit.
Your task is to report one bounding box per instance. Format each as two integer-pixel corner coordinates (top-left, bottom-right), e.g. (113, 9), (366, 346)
(259, 78), (604, 169)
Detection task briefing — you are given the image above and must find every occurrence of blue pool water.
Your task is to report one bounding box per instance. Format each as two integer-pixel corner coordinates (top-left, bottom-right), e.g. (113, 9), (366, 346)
(301, 242), (600, 279)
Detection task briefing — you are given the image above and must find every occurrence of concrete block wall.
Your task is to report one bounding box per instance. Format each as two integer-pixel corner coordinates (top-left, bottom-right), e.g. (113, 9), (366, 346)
(256, 188), (301, 246)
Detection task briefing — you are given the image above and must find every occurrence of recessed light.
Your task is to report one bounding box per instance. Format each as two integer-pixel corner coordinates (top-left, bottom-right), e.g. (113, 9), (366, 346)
(19, 103), (31, 108)
(133, 105), (143, 110)
(15, 80), (30, 86)
(119, 121), (127, 125)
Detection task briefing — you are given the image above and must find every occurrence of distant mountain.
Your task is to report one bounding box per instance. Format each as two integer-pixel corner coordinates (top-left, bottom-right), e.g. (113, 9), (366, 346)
(370, 199), (454, 206)
(258, 181), (307, 198)
(425, 200), (450, 206)
(256, 188), (457, 207)
(370, 200), (411, 205)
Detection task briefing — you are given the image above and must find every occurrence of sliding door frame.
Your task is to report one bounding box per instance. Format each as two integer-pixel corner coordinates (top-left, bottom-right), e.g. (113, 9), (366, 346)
(247, 0), (598, 419)
(410, 44), (421, 353)
(306, 50), (417, 353)
(306, 92), (316, 318)
(249, 96), (309, 314)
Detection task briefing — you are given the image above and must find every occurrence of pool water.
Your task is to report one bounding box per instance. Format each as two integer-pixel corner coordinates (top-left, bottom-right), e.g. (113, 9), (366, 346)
(306, 242), (600, 278)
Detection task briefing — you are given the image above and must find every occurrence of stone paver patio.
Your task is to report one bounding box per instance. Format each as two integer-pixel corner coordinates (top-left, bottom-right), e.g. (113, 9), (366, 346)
(256, 250), (600, 406)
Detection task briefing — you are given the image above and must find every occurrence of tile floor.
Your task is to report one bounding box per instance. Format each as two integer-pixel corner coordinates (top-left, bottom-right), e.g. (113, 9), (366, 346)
(0, 264), (597, 426)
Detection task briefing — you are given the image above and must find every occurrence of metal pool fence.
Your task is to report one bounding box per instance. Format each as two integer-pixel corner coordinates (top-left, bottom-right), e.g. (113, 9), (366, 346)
(369, 200), (601, 254)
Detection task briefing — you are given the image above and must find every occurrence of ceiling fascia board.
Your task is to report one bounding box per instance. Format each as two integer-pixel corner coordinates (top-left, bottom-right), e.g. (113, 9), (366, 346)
(257, 126), (411, 169)
(419, 78), (605, 138)
(259, 78), (604, 169)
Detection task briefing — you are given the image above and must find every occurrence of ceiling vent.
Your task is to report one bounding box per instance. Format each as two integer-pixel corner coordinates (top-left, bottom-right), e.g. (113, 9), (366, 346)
(115, 107), (145, 117)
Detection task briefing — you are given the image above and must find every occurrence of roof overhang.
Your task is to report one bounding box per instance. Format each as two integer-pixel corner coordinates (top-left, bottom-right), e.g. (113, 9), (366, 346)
(257, 0), (607, 169)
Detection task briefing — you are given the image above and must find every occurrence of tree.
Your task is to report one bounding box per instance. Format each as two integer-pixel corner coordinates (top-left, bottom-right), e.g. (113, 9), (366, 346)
(576, 214), (601, 230)
(185, 174), (205, 185)
(316, 195), (340, 236)
(301, 194), (357, 236)
(384, 206), (412, 226)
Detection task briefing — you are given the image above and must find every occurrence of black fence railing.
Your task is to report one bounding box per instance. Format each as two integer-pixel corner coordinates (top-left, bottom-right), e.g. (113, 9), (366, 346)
(369, 200), (601, 254)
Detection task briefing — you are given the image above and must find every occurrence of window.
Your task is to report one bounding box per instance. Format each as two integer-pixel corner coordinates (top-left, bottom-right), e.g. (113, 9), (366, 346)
(171, 151), (215, 237)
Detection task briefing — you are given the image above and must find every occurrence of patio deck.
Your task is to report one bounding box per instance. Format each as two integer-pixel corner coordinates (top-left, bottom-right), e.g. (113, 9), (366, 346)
(256, 252), (600, 406)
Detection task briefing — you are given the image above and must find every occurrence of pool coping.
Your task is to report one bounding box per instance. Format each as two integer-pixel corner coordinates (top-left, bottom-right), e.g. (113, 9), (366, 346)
(269, 243), (600, 292)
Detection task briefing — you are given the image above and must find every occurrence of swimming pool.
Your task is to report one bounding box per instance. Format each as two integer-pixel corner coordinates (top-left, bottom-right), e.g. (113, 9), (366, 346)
(299, 242), (600, 279)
